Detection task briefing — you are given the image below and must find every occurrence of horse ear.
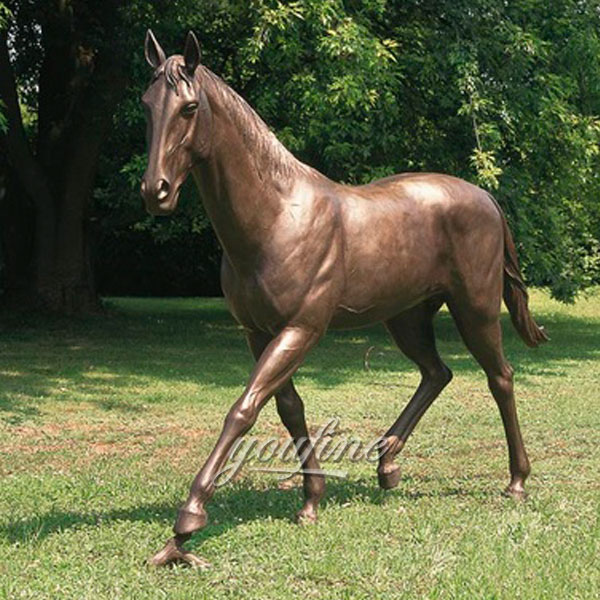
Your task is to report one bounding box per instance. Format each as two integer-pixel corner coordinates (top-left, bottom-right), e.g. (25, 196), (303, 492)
(183, 31), (201, 76)
(145, 29), (166, 69)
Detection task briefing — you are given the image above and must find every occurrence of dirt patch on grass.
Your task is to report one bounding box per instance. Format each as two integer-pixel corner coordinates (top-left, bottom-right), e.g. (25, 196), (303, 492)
(0, 420), (212, 475)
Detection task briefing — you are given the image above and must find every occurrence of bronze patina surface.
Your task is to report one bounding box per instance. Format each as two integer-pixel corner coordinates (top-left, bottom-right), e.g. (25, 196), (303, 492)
(140, 31), (548, 567)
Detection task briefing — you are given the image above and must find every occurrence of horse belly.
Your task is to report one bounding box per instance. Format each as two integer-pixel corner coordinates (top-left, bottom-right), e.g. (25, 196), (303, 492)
(329, 281), (442, 329)
(330, 199), (447, 328)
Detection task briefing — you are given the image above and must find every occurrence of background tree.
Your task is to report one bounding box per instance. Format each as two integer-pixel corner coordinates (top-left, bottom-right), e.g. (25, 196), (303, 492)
(2, 0), (599, 309)
(0, 0), (167, 311)
(98, 0), (600, 302)
(0, 2), (8, 132)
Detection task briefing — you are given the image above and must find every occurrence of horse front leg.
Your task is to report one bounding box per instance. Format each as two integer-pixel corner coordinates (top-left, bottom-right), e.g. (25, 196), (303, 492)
(149, 325), (321, 567)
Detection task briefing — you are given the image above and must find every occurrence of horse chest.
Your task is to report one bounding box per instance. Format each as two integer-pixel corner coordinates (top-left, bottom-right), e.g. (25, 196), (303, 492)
(221, 235), (344, 334)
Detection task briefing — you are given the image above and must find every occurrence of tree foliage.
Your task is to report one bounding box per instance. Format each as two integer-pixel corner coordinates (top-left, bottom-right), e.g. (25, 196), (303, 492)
(3, 0), (600, 305)
(0, 1), (9, 133)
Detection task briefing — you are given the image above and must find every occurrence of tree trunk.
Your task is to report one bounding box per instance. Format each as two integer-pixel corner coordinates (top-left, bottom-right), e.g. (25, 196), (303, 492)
(0, 170), (100, 313)
(0, 17), (126, 314)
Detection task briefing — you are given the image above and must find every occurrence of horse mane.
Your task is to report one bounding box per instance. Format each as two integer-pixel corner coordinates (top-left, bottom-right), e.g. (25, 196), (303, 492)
(157, 56), (306, 184)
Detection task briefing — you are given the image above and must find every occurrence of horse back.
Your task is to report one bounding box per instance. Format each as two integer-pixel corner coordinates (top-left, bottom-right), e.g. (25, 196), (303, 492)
(328, 172), (503, 327)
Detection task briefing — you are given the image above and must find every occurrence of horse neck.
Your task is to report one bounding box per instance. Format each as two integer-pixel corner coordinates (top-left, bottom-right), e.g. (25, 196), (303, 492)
(191, 72), (303, 267)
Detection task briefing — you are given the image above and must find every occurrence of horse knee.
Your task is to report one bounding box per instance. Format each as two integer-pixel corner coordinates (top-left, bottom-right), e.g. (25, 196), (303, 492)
(226, 401), (258, 433)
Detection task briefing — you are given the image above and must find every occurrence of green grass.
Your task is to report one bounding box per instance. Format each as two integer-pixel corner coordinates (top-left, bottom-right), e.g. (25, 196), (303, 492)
(1, 290), (599, 599)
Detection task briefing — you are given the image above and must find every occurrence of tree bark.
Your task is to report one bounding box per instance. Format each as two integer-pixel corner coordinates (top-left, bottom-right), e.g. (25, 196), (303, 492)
(0, 30), (59, 307)
(0, 16), (126, 313)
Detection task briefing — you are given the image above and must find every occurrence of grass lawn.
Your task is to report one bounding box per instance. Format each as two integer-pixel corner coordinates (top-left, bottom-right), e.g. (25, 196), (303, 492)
(0, 290), (599, 599)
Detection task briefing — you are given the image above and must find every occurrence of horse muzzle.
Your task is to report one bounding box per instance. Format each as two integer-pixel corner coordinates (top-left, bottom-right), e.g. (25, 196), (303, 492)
(141, 176), (180, 215)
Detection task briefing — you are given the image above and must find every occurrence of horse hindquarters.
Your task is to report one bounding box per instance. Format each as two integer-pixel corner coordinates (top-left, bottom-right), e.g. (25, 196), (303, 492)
(443, 197), (532, 497)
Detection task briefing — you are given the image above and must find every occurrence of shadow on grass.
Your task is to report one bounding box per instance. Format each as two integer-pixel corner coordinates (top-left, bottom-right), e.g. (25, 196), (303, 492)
(1, 299), (598, 421)
(0, 397), (41, 424)
(0, 297), (595, 554)
(0, 476), (498, 546)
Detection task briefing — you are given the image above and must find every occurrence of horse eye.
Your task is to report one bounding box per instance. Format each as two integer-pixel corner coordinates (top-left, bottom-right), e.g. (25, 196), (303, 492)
(181, 102), (198, 116)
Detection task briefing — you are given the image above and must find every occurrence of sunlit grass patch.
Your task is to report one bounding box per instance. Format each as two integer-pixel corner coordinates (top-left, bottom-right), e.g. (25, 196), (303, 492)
(0, 289), (599, 599)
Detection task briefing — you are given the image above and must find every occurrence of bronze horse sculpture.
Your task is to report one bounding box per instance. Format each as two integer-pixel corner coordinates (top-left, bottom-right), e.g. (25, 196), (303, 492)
(140, 31), (548, 567)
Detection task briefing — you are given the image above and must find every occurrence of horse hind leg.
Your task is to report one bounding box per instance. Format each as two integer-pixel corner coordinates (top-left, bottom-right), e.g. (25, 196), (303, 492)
(247, 331), (325, 523)
(274, 381), (325, 523)
(447, 298), (531, 498)
(378, 299), (452, 489)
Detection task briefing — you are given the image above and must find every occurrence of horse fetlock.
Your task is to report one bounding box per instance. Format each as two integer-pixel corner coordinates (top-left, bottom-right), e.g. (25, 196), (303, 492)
(381, 436), (405, 459)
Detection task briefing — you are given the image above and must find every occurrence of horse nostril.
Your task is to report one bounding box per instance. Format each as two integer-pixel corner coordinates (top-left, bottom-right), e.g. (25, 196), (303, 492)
(157, 179), (170, 201)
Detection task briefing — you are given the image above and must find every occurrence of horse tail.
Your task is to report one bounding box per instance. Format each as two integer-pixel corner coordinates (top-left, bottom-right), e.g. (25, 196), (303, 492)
(488, 194), (549, 348)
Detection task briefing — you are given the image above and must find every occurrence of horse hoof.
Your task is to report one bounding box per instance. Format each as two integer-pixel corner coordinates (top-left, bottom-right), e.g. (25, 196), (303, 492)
(295, 508), (318, 525)
(378, 466), (401, 490)
(179, 550), (211, 569)
(148, 538), (181, 567)
(504, 485), (528, 501)
(148, 537), (211, 569)
(174, 507), (208, 535)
